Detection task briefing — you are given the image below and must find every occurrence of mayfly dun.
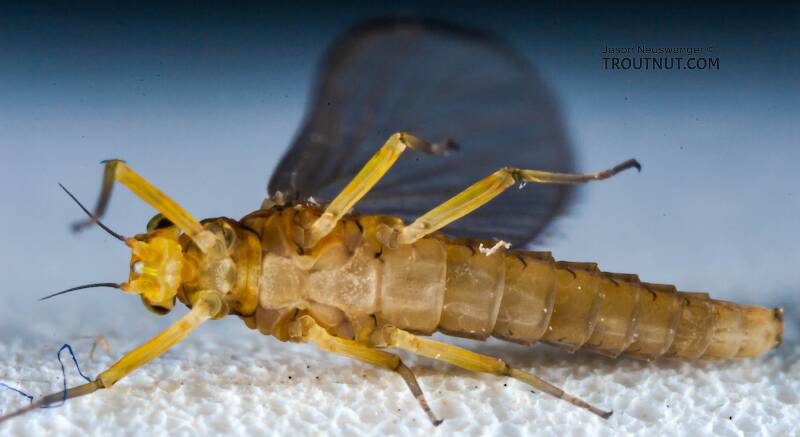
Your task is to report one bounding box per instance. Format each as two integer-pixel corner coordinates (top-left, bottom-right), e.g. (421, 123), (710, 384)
(0, 17), (783, 425)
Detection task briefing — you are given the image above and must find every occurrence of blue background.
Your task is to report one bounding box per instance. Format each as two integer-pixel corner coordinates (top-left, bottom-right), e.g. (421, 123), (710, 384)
(1, 2), (797, 342)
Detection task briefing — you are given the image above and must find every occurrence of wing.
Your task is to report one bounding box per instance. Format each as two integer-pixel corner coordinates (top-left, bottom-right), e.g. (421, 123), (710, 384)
(269, 17), (574, 246)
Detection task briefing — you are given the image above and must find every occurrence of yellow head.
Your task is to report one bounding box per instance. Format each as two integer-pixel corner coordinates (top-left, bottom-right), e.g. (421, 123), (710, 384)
(122, 216), (185, 314)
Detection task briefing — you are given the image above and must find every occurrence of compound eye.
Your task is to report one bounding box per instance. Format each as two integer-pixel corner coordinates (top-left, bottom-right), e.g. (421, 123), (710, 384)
(133, 261), (145, 275)
(141, 296), (173, 315)
(146, 213), (174, 232)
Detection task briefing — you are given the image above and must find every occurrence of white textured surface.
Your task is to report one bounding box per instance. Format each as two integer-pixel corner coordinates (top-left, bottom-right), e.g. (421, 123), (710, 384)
(1, 311), (798, 436)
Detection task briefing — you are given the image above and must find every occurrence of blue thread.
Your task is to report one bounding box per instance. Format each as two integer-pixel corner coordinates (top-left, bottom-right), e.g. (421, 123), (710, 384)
(0, 382), (34, 404)
(41, 344), (92, 409)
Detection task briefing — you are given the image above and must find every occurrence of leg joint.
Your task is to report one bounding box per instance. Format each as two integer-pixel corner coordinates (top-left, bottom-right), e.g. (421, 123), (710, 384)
(395, 132), (454, 155)
(499, 167), (524, 183)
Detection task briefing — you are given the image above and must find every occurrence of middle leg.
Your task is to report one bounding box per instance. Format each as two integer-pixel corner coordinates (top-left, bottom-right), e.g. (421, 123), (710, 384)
(304, 132), (454, 248)
(290, 315), (443, 426)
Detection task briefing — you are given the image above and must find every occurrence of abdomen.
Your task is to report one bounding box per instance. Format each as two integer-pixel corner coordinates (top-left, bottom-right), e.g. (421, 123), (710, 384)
(380, 238), (783, 361)
(471, 251), (779, 360)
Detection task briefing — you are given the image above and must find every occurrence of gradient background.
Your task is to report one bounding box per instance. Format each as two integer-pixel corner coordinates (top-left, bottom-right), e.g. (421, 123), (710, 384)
(1, 1), (797, 361)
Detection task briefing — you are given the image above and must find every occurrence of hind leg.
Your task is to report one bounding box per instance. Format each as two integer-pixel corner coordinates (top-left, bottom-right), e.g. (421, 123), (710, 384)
(377, 325), (612, 419)
(388, 160), (640, 245)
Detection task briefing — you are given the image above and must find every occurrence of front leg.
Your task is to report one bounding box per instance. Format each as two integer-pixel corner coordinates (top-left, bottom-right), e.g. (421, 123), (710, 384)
(73, 159), (218, 253)
(0, 291), (227, 424)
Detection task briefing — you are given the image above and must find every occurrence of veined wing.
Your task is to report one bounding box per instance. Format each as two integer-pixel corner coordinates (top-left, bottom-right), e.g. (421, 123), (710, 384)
(269, 17), (574, 246)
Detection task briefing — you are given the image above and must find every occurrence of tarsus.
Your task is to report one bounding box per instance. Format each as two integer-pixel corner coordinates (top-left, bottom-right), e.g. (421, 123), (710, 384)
(0, 344), (93, 424)
(42, 344), (92, 409)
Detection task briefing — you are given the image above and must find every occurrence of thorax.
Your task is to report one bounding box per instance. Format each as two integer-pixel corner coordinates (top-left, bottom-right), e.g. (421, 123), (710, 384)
(178, 217), (262, 317)
(239, 205), (404, 340)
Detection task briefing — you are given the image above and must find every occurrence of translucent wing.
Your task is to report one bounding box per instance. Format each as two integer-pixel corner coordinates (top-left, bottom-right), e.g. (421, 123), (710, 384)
(269, 17), (574, 246)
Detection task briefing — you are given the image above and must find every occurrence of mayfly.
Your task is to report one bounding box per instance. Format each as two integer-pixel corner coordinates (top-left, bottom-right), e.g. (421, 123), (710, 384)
(0, 17), (783, 425)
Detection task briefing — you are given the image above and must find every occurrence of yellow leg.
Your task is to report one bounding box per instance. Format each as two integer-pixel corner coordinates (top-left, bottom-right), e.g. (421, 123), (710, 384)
(304, 132), (453, 248)
(394, 160), (640, 245)
(379, 326), (612, 419)
(73, 160), (219, 253)
(0, 291), (225, 424)
(291, 315), (443, 426)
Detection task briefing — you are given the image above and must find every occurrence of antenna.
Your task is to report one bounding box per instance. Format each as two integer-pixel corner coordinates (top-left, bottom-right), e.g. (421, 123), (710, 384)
(58, 183), (126, 242)
(39, 282), (121, 301)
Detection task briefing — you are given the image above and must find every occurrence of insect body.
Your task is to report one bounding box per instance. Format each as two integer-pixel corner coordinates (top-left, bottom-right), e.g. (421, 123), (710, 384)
(233, 204), (781, 363)
(0, 18), (783, 425)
